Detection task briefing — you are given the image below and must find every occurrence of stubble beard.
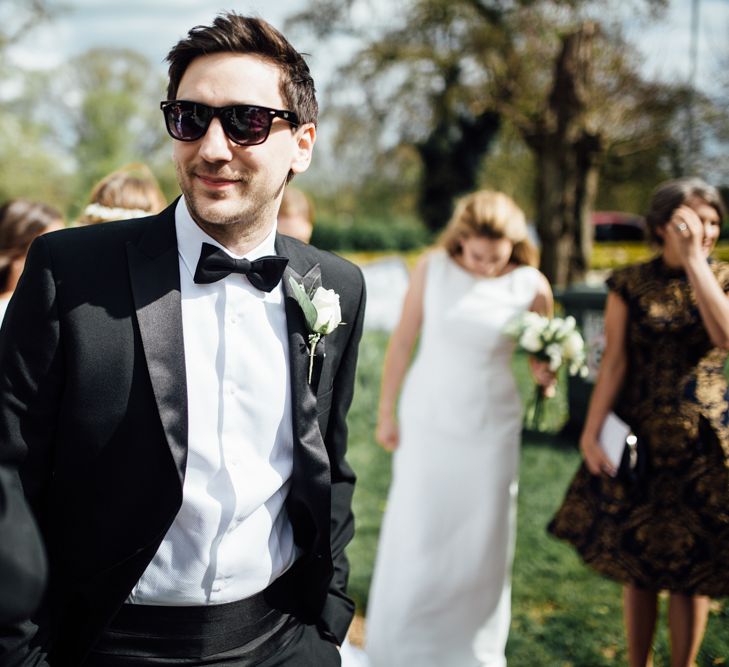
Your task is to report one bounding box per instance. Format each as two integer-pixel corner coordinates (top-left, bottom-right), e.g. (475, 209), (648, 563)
(176, 162), (288, 248)
(176, 161), (249, 227)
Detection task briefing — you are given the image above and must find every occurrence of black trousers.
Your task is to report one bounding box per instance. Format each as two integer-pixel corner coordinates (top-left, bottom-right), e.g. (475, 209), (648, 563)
(83, 591), (340, 667)
(85, 622), (339, 666)
(253, 623), (340, 667)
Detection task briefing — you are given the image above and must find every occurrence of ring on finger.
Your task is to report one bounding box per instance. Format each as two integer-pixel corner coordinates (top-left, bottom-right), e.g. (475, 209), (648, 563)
(675, 222), (688, 232)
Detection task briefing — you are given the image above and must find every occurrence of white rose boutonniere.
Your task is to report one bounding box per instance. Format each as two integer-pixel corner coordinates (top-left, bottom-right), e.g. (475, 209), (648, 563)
(288, 276), (344, 382)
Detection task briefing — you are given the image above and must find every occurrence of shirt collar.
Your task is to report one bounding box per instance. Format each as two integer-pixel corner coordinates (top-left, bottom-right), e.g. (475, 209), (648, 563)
(175, 196), (278, 279)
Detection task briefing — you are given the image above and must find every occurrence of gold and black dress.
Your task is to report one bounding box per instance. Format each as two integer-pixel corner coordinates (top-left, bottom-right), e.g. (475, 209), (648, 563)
(549, 257), (729, 596)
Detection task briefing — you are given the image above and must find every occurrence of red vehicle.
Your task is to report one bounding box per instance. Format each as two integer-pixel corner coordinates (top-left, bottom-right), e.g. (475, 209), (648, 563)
(591, 211), (645, 241)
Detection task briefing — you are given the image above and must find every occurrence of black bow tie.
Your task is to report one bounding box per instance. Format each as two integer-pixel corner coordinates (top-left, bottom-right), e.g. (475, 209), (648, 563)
(193, 242), (288, 292)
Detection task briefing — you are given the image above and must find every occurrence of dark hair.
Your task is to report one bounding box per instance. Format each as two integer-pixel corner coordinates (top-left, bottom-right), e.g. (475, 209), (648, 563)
(165, 13), (318, 127)
(0, 199), (63, 290)
(645, 177), (727, 245)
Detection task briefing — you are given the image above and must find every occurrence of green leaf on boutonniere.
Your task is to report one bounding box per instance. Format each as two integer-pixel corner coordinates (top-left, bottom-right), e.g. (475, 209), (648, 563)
(288, 276), (319, 331)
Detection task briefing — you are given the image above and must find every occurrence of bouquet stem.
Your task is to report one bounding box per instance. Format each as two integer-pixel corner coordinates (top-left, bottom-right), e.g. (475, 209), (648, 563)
(526, 385), (546, 431)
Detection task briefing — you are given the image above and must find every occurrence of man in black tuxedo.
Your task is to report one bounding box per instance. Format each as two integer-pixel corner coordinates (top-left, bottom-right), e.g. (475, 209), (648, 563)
(0, 13), (365, 667)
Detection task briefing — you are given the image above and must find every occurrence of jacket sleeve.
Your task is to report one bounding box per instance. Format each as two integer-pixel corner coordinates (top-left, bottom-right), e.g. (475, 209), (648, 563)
(317, 266), (366, 645)
(0, 466), (47, 626)
(0, 235), (62, 665)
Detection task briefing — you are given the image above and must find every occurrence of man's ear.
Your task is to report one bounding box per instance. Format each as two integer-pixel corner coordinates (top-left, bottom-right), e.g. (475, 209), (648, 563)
(290, 124), (316, 175)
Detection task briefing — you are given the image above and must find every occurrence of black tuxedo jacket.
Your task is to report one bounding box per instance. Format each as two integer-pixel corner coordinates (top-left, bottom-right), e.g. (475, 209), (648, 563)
(0, 201), (366, 666)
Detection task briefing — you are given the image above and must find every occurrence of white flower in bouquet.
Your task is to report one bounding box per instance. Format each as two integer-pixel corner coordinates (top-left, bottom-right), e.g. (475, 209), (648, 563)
(545, 318), (561, 337)
(563, 330), (584, 358)
(571, 360), (590, 378)
(545, 343), (563, 372)
(557, 315), (577, 337)
(505, 312), (588, 378)
(519, 327), (543, 353)
(522, 311), (549, 329)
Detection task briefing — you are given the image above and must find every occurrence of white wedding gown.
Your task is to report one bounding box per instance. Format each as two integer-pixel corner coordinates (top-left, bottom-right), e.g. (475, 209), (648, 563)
(364, 249), (541, 667)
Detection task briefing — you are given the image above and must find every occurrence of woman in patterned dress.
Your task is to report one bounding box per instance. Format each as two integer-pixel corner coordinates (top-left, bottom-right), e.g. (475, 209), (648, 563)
(549, 177), (729, 667)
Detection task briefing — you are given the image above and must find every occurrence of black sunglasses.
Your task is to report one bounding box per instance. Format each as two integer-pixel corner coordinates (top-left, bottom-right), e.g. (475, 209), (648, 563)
(160, 100), (299, 146)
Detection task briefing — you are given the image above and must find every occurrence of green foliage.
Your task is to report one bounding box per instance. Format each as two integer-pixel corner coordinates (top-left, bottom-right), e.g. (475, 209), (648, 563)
(311, 216), (432, 252)
(345, 331), (728, 664)
(0, 110), (70, 214)
(0, 1), (70, 213)
(289, 0), (712, 242)
(53, 48), (170, 217)
(1, 43), (173, 219)
(478, 121), (538, 220)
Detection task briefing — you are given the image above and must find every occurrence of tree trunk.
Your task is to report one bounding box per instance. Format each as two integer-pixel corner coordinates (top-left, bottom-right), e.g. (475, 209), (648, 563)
(533, 133), (601, 287)
(523, 24), (602, 288)
(416, 110), (501, 233)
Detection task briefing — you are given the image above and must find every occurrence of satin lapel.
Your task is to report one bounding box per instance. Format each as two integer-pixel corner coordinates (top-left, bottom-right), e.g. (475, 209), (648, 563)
(126, 205), (188, 486)
(277, 235), (331, 521)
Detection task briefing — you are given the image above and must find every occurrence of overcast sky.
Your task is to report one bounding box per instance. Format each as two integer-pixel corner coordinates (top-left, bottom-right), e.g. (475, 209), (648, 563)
(9, 1), (310, 79)
(7, 0), (729, 94)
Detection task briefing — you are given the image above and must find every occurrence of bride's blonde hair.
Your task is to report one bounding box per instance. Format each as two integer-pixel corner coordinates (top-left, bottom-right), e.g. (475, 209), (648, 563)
(438, 190), (539, 268)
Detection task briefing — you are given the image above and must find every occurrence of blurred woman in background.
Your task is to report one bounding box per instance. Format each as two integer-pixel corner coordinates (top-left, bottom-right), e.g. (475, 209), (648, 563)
(0, 198), (63, 321)
(277, 186), (315, 243)
(366, 190), (553, 667)
(549, 177), (729, 667)
(76, 162), (167, 225)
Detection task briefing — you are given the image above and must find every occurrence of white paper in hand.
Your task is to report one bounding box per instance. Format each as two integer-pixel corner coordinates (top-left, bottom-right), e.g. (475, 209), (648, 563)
(598, 412), (632, 468)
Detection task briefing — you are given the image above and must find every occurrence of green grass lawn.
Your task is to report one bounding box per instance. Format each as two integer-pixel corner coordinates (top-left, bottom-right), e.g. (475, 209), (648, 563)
(345, 331), (729, 665)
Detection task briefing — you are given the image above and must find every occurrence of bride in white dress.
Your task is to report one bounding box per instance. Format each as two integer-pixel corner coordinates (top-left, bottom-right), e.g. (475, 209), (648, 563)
(365, 190), (554, 667)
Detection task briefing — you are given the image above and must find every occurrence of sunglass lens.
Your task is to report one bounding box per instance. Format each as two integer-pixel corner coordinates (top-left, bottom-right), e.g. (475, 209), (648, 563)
(165, 102), (211, 141)
(224, 106), (272, 145)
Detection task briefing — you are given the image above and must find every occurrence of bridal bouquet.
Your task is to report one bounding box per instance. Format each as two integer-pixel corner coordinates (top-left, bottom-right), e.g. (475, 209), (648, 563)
(505, 312), (589, 430)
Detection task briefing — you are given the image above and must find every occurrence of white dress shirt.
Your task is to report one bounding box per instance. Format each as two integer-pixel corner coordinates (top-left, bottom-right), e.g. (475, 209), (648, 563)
(129, 197), (298, 605)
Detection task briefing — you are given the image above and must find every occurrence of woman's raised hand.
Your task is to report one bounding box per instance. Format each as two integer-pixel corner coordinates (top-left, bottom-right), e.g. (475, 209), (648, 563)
(665, 205), (704, 263)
